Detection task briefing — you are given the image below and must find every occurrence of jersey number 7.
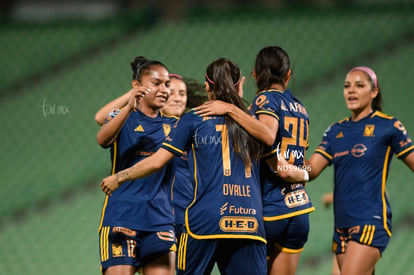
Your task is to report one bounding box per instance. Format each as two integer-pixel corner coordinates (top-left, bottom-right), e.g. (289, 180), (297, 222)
(216, 124), (252, 178)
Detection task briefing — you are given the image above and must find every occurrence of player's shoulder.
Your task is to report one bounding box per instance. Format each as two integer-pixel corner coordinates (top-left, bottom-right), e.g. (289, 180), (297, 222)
(253, 89), (284, 109)
(255, 89), (284, 100)
(159, 114), (177, 128)
(256, 89), (284, 98)
(177, 110), (205, 126)
(370, 111), (395, 121)
(332, 117), (350, 127)
(321, 117), (349, 137)
(181, 109), (198, 119)
(368, 111), (401, 131)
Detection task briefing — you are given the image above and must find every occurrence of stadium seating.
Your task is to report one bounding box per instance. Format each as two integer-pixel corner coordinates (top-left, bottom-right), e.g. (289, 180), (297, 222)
(0, 20), (131, 93)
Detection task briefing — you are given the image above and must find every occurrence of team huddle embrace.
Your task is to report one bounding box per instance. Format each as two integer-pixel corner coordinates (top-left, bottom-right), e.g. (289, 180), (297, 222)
(95, 46), (414, 275)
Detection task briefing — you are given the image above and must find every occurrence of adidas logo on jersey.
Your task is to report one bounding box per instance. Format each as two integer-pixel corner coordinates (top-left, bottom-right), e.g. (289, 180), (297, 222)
(134, 125), (144, 132)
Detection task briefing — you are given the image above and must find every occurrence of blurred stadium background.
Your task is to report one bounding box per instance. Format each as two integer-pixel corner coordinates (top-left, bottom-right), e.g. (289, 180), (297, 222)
(0, 0), (413, 274)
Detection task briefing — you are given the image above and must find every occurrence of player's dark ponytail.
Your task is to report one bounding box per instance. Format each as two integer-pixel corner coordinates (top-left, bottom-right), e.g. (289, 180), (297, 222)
(205, 58), (262, 165)
(254, 46), (290, 92)
(372, 86), (382, 112)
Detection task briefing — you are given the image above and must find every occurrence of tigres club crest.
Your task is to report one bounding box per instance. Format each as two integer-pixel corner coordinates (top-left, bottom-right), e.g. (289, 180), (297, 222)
(163, 124), (171, 136)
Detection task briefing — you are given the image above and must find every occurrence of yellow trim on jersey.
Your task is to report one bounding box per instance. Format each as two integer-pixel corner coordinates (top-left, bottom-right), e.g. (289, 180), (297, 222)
(396, 145), (414, 158)
(255, 110), (279, 121)
(98, 141), (117, 232)
(170, 175), (176, 217)
(382, 147), (392, 237)
(185, 145), (198, 227)
(160, 111), (180, 119)
(111, 141), (117, 174)
(184, 145), (267, 244)
(262, 147), (278, 159)
(162, 142), (184, 155)
(274, 242), (303, 254)
(256, 89), (284, 95)
(98, 197), (109, 232)
(314, 148), (332, 161)
(371, 111), (393, 120)
(187, 231), (267, 243)
(263, 207), (315, 222)
(338, 117), (349, 124)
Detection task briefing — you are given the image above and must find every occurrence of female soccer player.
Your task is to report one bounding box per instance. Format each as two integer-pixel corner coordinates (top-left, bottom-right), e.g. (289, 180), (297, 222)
(96, 56), (177, 275)
(306, 66), (414, 275)
(100, 58), (275, 274)
(195, 46), (314, 275)
(95, 73), (207, 251)
(161, 74), (208, 247)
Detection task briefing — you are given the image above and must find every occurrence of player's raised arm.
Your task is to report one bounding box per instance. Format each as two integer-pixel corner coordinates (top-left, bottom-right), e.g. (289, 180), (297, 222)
(194, 100), (276, 146)
(96, 86), (149, 147)
(94, 89), (131, 125)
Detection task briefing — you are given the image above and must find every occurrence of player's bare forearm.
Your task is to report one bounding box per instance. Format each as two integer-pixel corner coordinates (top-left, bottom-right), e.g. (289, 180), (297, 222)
(96, 105), (133, 147)
(226, 105), (275, 146)
(117, 158), (161, 183)
(193, 101), (274, 146)
(100, 148), (176, 195)
(266, 155), (309, 183)
(402, 151), (414, 172)
(306, 153), (329, 181)
(100, 160), (157, 196)
(95, 90), (131, 125)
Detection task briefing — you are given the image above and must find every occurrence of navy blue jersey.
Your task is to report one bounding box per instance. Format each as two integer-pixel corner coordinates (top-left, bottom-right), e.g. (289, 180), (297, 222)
(161, 110), (265, 243)
(170, 151), (193, 225)
(250, 89), (314, 220)
(315, 111), (414, 232)
(99, 110), (177, 232)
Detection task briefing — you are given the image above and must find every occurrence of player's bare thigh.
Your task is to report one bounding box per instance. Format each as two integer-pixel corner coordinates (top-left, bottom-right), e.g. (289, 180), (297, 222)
(143, 251), (175, 275)
(339, 240), (380, 275)
(104, 265), (137, 275)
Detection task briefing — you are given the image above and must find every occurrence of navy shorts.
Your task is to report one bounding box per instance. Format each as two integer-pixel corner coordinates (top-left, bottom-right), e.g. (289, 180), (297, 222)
(174, 223), (185, 247)
(177, 232), (266, 275)
(264, 213), (309, 254)
(99, 226), (176, 271)
(332, 221), (391, 254)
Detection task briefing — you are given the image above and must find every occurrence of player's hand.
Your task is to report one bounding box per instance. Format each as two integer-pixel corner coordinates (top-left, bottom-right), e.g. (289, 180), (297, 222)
(193, 100), (230, 116)
(322, 192), (334, 208)
(274, 154), (307, 186)
(100, 174), (122, 196)
(275, 153), (289, 170)
(127, 86), (150, 109)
